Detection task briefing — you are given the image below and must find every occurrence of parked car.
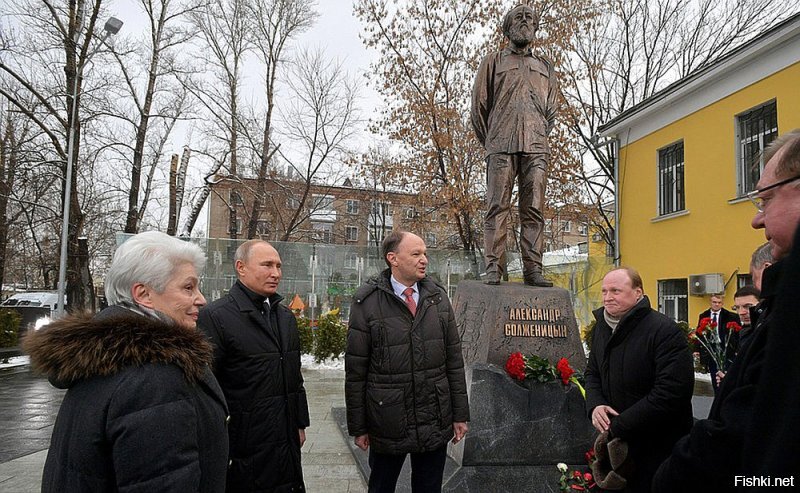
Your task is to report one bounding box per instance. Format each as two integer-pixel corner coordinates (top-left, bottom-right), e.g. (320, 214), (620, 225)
(1, 292), (63, 334)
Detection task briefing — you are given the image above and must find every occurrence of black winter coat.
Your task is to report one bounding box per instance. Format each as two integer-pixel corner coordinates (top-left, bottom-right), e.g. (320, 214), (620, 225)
(742, 226), (800, 484)
(585, 296), (694, 493)
(199, 282), (310, 492)
(345, 270), (470, 455)
(653, 260), (784, 492)
(23, 306), (229, 493)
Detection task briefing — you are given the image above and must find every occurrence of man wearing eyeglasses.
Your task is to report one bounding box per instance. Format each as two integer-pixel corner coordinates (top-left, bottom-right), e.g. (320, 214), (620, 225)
(654, 129), (800, 491)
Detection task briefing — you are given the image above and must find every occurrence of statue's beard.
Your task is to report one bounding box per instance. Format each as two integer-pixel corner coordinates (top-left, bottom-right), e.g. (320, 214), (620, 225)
(509, 24), (533, 47)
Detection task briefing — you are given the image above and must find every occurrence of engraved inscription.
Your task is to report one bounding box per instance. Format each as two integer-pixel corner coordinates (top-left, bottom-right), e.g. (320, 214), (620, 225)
(504, 306), (568, 338)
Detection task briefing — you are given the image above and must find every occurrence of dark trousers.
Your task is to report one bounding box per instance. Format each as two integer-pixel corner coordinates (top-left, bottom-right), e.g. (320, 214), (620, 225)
(484, 152), (548, 277)
(367, 445), (447, 493)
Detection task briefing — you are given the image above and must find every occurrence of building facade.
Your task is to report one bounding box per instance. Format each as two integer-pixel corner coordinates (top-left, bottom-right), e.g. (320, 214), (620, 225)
(207, 175), (591, 254)
(598, 13), (800, 324)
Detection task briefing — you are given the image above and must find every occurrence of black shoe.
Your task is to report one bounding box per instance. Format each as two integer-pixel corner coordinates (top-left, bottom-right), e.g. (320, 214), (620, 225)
(484, 272), (501, 285)
(524, 272), (553, 287)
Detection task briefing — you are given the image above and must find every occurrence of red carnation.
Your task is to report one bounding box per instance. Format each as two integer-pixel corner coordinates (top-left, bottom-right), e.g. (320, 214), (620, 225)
(727, 321), (743, 332)
(585, 448), (596, 464)
(573, 470), (582, 478)
(696, 317), (712, 336)
(584, 472), (593, 482)
(556, 357), (575, 385)
(505, 352), (527, 381)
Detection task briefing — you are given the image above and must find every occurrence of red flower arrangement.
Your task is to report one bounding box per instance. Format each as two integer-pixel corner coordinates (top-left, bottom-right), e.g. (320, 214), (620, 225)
(557, 450), (597, 492)
(504, 352), (585, 398)
(691, 317), (742, 372)
(556, 357), (575, 385)
(505, 351), (527, 381)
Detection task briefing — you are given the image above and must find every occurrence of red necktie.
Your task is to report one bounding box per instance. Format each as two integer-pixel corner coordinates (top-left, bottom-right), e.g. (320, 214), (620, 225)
(403, 287), (417, 316)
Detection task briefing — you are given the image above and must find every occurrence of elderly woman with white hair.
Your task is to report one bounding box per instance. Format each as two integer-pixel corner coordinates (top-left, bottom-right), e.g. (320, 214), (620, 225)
(24, 231), (229, 493)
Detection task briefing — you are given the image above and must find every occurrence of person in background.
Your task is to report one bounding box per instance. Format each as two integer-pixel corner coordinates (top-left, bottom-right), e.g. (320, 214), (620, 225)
(24, 231), (228, 493)
(715, 285), (760, 386)
(695, 293), (740, 394)
(585, 267), (694, 493)
(345, 231), (469, 493)
(749, 242), (773, 291)
(654, 128), (800, 491)
(199, 240), (309, 492)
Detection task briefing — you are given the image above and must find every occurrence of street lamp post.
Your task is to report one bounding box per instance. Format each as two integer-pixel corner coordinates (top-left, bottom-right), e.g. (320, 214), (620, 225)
(55, 17), (123, 318)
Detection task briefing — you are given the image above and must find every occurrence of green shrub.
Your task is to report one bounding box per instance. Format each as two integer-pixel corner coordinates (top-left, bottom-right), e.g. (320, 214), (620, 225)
(296, 314), (314, 355)
(0, 309), (21, 348)
(313, 308), (347, 363)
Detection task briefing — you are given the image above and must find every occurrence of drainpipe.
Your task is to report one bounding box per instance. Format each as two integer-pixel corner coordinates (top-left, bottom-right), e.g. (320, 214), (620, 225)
(611, 137), (620, 267)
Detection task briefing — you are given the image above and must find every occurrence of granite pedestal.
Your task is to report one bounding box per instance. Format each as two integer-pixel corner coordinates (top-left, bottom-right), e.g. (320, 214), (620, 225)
(441, 281), (595, 492)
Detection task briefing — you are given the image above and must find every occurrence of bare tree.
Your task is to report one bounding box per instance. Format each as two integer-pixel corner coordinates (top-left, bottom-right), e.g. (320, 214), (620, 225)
(561, 0), (798, 252)
(270, 47), (361, 241)
(99, 0), (198, 234)
(244, 0), (318, 239)
(0, 0), (120, 309)
(184, 0), (252, 237)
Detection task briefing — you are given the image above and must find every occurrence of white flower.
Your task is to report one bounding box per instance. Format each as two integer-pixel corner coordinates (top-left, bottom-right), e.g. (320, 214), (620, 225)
(557, 463), (568, 473)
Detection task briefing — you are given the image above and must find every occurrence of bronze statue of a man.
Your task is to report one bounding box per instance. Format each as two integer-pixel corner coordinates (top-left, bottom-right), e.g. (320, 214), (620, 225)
(471, 4), (559, 287)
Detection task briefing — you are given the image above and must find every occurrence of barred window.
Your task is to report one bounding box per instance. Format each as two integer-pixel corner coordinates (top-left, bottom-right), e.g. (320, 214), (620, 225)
(737, 100), (778, 195)
(658, 279), (688, 323)
(658, 141), (685, 216)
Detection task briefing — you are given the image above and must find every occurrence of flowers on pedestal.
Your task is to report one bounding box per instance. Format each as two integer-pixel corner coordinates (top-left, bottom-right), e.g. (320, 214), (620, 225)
(504, 352), (586, 398)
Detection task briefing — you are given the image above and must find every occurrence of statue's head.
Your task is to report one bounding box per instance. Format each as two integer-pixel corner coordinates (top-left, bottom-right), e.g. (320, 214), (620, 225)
(502, 4), (539, 47)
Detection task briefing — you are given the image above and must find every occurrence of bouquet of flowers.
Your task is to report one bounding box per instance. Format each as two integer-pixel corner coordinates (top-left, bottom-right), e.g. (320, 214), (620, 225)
(556, 449), (598, 491)
(690, 317), (742, 371)
(505, 352), (586, 398)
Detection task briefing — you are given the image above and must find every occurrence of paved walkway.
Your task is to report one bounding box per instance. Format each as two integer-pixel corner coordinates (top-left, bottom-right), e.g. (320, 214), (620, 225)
(0, 365), (365, 493)
(0, 360), (716, 493)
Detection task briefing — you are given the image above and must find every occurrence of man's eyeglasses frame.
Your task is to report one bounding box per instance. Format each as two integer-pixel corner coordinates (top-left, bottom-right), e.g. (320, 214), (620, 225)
(745, 174), (800, 212)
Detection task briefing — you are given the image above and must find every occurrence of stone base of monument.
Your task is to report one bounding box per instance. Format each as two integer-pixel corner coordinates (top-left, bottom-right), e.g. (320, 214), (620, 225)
(441, 364), (595, 492)
(442, 280), (595, 491)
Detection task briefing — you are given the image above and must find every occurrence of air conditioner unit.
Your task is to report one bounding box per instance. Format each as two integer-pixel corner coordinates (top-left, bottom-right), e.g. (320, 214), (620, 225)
(689, 273), (725, 296)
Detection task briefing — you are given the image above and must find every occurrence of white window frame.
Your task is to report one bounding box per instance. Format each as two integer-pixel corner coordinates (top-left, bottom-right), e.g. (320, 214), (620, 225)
(658, 279), (688, 323)
(345, 226), (358, 242)
(657, 141), (685, 216)
(735, 100), (778, 196)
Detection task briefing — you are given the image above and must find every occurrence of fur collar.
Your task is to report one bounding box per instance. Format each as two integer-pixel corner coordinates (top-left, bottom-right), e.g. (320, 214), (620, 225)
(23, 307), (213, 385)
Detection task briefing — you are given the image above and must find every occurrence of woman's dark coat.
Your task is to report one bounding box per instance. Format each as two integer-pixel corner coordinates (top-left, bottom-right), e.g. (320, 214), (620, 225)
(22, 306), (229, 493)
(345, 270), (470, 455)
(198, 282), (310, 492)
(585, 296), (694, 493)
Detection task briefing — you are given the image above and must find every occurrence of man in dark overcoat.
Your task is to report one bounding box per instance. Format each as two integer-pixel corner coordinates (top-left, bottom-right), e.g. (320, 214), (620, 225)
(585, 267), (694, 493)
(695, 293), (740, 393)
(199, 240), (310, 492)
(345, 231), (470, 492)
(654, 129), (800, 491)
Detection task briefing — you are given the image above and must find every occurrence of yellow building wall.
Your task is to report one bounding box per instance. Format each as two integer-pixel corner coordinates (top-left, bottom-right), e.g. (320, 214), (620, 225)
(618, 61), (800, 325)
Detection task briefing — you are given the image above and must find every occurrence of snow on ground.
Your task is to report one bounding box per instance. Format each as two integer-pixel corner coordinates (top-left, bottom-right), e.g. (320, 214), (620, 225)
(301, 353), (345, 371)
(0, 356), (30, 370)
